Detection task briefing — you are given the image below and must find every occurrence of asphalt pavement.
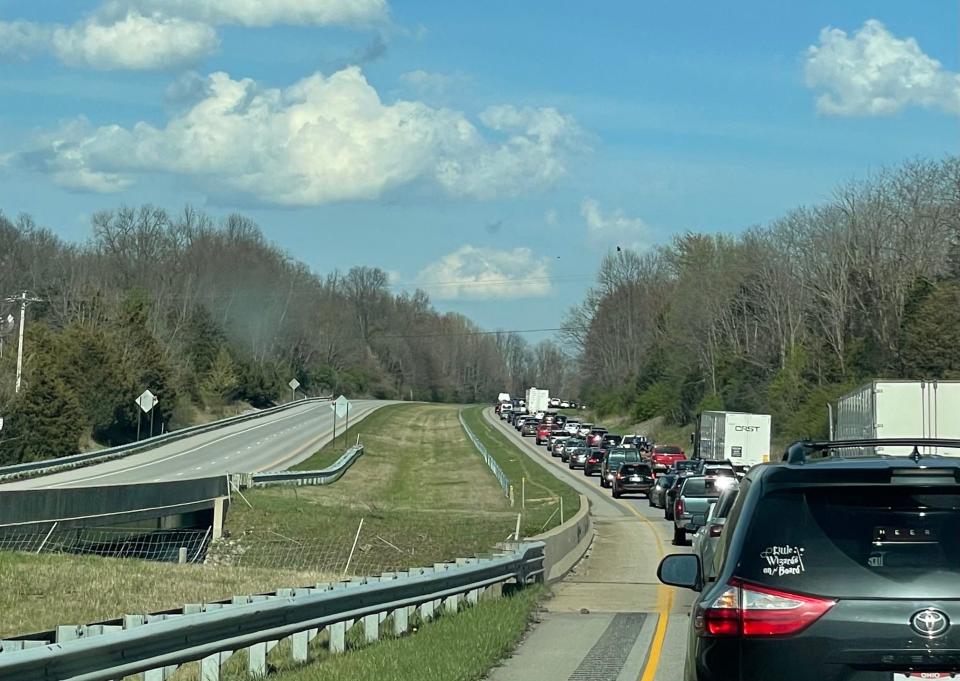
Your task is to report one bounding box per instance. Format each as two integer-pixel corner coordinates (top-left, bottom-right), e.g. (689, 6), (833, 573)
(1, 400), (386, 489)
(482, 409), (692, 681)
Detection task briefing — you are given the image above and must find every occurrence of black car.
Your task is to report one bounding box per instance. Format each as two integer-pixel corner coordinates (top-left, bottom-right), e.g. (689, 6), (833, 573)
(602, 434), (624, 449)
(649, 473), (676, 509)
(658, 438), (960, 681)
(612, 462), (654, 498)
(583, 448), (604, 476)
(600, 448), (641, 488)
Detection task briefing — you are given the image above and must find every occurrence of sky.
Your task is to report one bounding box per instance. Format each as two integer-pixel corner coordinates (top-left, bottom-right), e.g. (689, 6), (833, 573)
(0, 1), (957, 338)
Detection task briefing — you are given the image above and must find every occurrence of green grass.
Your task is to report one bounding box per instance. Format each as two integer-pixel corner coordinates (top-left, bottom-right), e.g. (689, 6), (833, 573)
(211, 586), (544, 681)
(460, 406), (580, 537)
(0, 552), (335, 638)
(291, 405), (392, 471)
(220, 404), (518, 574)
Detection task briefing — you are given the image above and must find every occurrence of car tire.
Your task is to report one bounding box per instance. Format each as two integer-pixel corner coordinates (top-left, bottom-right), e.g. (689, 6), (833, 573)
(648, 496), (654, 507)
(613, 490), (621, 498)
(672, 526), (686, 546)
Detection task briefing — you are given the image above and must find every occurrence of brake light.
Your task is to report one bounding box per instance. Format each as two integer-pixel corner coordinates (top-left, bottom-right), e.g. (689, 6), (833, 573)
(675, 498), (684, 517)
(697, 580), (835, 638)
(615, 473), (624, 480)
(588, 457), (598, 464)
(709, 523), (723, 538)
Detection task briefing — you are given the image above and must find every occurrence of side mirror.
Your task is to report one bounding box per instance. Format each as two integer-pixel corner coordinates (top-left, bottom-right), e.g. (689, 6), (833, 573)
(657, 554), (703, 591)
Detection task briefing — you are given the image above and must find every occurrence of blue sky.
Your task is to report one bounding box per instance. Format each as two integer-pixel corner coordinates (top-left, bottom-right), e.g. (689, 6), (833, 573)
(1, 1), (957, 338)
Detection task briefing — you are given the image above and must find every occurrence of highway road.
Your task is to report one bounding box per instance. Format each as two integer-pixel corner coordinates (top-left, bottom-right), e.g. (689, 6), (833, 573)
(1, 399), (386, 489)
(483, 409), (692, 681)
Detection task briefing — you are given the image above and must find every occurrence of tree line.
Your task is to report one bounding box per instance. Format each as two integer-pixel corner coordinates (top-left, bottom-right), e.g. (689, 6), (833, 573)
(565, 157), (960, 440)
(0, 207), (558, 464)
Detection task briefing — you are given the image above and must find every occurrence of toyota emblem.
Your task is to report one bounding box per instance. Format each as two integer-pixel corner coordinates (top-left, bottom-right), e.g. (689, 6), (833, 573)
(910, 609), (950, 638)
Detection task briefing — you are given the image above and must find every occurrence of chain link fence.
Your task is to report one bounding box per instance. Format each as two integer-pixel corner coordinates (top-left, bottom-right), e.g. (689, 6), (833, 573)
(0, 525), (212, 563)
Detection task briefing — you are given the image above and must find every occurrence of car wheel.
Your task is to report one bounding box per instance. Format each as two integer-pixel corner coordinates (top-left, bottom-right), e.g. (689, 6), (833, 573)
(672, 526), (685, 546)
(648, 496), (654, 507)
(613, 490), (621, 498)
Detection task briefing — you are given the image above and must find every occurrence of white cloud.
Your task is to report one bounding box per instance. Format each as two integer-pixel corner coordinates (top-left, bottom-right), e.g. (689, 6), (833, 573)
(436, 105), (580, 199)
(0, 20), (51, 60)
(805, 19), (960, 116)
(580, 198), (650, 251)
(0, 12), (217, 70)
(400, 70), (462, 96)
(544, 208), (558, 226)
(0, 0), (384, 71)
(52, 13), (218, 70)
(416, 245), (552, 300)
(17, 67), (580, 204)
(111, 0), (388, 27)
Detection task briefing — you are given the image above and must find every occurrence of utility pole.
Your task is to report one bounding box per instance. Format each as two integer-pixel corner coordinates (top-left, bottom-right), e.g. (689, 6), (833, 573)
(5, 292), (41, 394)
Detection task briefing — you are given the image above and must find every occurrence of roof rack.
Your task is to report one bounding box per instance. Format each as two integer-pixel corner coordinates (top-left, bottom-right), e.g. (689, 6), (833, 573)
(783, 438), (960, 465)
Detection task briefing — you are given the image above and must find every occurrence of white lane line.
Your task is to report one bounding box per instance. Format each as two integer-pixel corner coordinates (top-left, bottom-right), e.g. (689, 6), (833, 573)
(47, 403), (326, 487)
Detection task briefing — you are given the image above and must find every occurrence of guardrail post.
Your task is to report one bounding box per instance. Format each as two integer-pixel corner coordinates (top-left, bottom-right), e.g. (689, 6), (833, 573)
(200, 654), (220, 681)
(433, 563), (458, 614)
(246, 595), (269, 675)
(415, 567), (434, 621)
(146, 613), (181, 679)
(363, 577), (380, 643)
(457, 558), (482, 605)
(122, 616), (149, 681)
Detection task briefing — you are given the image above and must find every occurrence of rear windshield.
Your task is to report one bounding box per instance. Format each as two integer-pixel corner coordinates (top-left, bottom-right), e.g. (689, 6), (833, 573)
(620, 464), (651, 475)
(679, 478), (724, 497)
(737, 486), (960, 599)
(608, 451), (641, 464)
(656, 446), (683, 454)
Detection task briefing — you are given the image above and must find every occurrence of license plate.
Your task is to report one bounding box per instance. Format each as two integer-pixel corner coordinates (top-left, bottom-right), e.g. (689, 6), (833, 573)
(630, 476), (641, 482)
(895, 674), (957, 679)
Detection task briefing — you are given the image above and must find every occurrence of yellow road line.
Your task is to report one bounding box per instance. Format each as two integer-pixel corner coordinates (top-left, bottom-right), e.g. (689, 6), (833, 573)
(614, 497), (674, 681)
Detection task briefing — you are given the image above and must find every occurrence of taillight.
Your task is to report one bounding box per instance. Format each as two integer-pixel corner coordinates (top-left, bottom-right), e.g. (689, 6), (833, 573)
(675, 498), (684, 517)
(709, 523), (723, 538)
(588, 457), (597, 464)
(697, 580), (835, 638)
(615, 473), (623, 480)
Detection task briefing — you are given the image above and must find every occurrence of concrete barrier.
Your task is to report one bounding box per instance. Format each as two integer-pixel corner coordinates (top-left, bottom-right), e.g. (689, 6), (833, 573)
(527, 493), (593, 583)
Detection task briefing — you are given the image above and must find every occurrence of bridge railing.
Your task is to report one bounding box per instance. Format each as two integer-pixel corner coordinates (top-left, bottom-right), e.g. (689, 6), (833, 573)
(0, 397), (332, 482)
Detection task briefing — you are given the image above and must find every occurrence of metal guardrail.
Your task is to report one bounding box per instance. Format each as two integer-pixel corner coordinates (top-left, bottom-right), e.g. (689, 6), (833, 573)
(0, 542), (545, 681)
(460, 410), (510, 497)
(0, 397), (332, 482)
(237, 444), (365, 487)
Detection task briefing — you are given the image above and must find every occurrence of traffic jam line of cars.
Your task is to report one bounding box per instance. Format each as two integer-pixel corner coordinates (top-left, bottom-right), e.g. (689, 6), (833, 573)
(499, 403), (739, 555)
(499, 398), (960, 680)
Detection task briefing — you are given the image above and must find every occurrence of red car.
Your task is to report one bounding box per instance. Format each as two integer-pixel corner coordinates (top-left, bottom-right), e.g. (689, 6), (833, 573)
(536, 423), (553, 445)
(651, 445), (686, 473)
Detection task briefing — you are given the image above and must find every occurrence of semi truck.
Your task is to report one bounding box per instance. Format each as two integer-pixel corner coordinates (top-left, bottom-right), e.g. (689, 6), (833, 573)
(693, 410), (772, 472)
(525, 387), (550, 415)
(834, 380), (960, 455)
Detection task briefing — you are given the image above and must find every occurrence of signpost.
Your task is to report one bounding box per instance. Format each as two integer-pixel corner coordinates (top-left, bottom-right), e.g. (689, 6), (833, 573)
(289, 378), (301, 403)
(331, 395), (351, 446)
(135, 389), (158, 441)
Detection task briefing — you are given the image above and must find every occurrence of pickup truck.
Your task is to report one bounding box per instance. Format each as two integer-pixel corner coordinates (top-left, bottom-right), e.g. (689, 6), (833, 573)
(672, 475), (732, 546)
(651, 445), (686, 473)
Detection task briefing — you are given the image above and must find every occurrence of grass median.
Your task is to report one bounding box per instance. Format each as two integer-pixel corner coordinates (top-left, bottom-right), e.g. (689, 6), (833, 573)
(460, 406), (581, 538)
(217, 404), (518, 575)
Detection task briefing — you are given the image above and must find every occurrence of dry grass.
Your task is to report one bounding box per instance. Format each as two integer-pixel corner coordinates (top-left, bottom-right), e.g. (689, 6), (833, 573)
(0, 551), (334, 638)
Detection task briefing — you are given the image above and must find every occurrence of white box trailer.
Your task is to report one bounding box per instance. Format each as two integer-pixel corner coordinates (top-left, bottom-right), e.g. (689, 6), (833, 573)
(525, 388), (550, 415)
(834, 380), (960, 455)
(695, 411), (772, 469)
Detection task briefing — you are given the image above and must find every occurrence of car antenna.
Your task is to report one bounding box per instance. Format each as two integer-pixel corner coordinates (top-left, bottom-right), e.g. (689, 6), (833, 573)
(910, 446), (922, 463)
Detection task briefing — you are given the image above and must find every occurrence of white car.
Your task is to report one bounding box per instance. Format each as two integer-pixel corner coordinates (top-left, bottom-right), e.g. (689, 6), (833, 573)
(560, 401), (570, 408)
(564, 421), (581, 435)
